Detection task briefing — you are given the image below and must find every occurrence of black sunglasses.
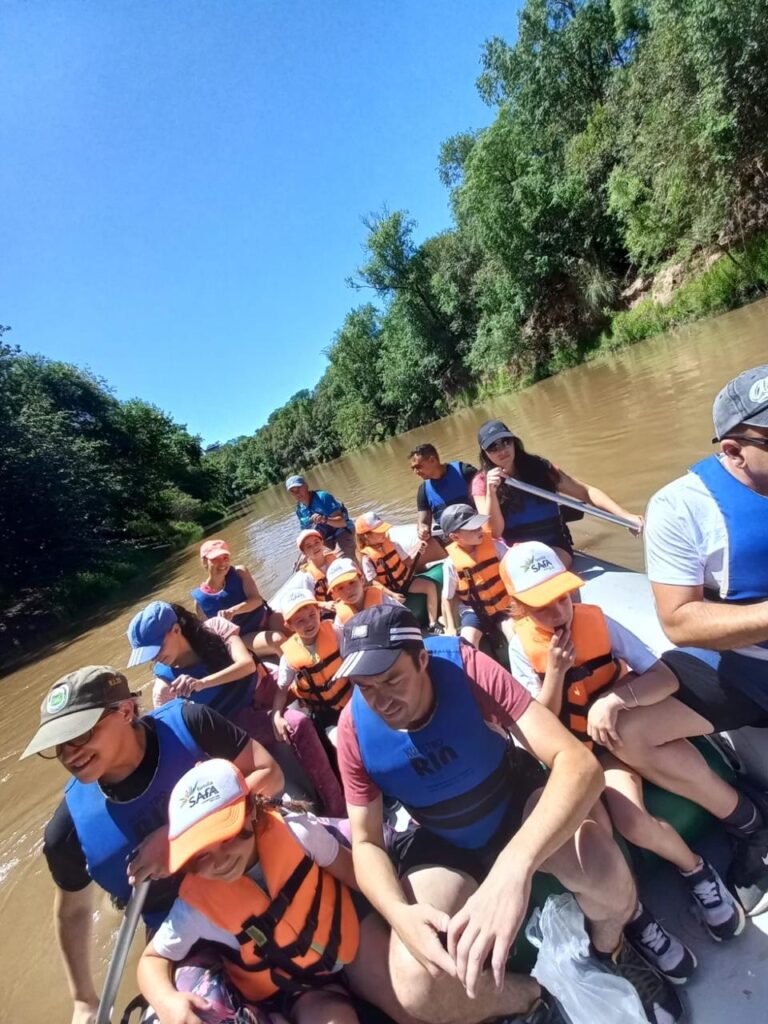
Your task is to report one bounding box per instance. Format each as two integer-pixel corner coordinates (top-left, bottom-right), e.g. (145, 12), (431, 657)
(715, 435), (768, 448)
(486, 437), (515, 453)
(37, 707), (120, 760)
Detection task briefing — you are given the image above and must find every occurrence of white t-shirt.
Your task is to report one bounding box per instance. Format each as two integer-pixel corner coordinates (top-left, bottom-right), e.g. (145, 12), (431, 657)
(442, 539), (509, 601)
(644, 465), (768, 660)
(151, 813), (342, 961)
(277, 622), (346, 691)
(508, 614), (659, 698)
(361, 537), (410, 583)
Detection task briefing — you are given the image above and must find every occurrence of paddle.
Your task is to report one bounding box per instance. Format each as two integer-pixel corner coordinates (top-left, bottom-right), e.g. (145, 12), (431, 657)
(503, 478), (639, 531)
(95, 880), (150, 1024)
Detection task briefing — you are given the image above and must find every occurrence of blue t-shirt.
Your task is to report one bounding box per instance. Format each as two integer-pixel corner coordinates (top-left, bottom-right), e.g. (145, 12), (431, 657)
(295, 490), (352, 541)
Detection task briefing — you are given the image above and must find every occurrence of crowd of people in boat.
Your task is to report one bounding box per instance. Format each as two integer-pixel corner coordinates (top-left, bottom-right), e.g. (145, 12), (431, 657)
(20, 363), (768, 1024)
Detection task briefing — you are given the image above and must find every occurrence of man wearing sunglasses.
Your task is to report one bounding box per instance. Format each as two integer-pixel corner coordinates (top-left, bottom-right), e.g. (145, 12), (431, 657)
(20, 665), (282, 1024)
(615, 365), (768, 918)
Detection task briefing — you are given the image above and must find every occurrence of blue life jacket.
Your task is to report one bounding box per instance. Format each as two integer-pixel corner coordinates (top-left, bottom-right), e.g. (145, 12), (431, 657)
(154, 655), (255, 719)
(64, 701), (204, 927)
(191, 566), (266, 635)
(501, 485), (571, 551)
(423, 462), (473, 525)
(351, 636), (513, 850)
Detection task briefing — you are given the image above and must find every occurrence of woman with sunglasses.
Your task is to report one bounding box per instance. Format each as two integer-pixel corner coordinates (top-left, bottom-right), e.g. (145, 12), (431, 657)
(472, 419), (643, 565)
(19, 666), (282, 1024)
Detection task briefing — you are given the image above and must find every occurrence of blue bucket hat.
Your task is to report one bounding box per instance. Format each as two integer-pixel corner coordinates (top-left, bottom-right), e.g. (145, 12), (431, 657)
(126, 601), (178, 667)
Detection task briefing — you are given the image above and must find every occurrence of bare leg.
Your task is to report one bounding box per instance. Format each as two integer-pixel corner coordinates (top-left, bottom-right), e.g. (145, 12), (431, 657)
(293, 988), (360, 1024)
(247, 629), (287, 659)
(614, 697), (739, 819)
(409, 577), (439, 624)
(460, 626), (483, 649)
(346, 913), (426, 1024)
(389, 864), (540, 1024)
(601, 756), (700, 873)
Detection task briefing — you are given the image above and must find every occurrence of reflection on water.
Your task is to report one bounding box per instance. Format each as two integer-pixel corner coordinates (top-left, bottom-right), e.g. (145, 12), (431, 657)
(1, 298), (766, 1020)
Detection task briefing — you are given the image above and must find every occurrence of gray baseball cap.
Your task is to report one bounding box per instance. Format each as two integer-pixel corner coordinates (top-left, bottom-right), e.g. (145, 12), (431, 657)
(20, 666), (137, 759)
(440, 503), (489, 537)
(712, 364), (768, 440)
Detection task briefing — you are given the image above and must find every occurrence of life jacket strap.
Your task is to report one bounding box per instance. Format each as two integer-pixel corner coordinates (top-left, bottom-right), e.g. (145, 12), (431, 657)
(564, 652), (616, 684)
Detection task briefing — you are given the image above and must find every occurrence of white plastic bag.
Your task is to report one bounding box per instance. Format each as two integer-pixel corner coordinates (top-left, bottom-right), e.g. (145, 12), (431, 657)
(525, 893), (647, 1024)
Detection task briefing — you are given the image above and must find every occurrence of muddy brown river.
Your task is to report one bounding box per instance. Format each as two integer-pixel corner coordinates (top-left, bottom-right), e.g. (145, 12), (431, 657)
(1, 299), (766, 1022)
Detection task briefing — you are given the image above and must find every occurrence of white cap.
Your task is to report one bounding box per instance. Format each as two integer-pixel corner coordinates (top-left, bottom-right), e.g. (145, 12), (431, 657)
(326, 558), (361, 591)
(499, 541), (583, 608)
(279, 586), (317, 620)
(167, 759), (249, 872)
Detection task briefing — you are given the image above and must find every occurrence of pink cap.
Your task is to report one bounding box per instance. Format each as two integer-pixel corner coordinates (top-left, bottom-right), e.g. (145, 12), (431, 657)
(200, 539), (231, 561)
(296, 529), (323, 551)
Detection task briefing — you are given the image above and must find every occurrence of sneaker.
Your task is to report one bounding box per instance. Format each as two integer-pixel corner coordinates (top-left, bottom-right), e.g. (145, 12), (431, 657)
(729, 826), (768, 917)
(594, 938), (685, 1024)
(684, 859), (745, 940)
(426, 621), (445, 636)
(625, 904), (697, 984)
(500, 989), (569, 1023)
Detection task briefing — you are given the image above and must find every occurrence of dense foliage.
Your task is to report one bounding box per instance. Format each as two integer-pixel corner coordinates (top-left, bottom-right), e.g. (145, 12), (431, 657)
(207, 0), (768, 500)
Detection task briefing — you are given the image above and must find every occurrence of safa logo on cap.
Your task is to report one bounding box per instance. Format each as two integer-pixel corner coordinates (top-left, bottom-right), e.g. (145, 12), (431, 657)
(522, 553), (555, 574)
(749, 376), (768, 404)
(46, 684), (70, 715)
(180, 779), (221, 809)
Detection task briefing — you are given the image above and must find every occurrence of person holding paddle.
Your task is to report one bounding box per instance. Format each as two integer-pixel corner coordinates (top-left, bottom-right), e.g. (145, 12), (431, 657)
(286, 474), (357, 562)
(472, 419), (643, 565)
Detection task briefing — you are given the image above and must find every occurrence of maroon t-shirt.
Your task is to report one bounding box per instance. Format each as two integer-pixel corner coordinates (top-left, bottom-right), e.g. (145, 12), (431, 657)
(337, 644), (531, 806)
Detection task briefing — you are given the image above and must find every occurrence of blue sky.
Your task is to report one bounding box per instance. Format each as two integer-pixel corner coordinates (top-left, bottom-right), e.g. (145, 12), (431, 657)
(1, 1), (519, 445)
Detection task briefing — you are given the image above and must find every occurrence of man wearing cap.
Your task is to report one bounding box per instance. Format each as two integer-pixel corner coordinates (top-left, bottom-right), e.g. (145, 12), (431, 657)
(285, 474), (356, 561)
(21, 666), (283, 1024)
(336, 606), (680, 1024)
(614, 364), (768, 917)
(409, 442), (478, 539)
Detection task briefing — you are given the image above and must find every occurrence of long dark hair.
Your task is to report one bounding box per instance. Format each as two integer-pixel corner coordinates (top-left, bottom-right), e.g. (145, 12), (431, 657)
(478, 434), (558, 516)
(171, 603), (233, 672)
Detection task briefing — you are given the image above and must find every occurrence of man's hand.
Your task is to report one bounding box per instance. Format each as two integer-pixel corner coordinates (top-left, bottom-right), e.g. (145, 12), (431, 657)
(155, 991), (211, 1024)
(546, 628), (575, 678)
(310, 513), (326, 526)
(587, 692), (625, 751)
(71, 999), (99, 1024)
(417, 523), (431, 542)
(168, 674), (198, 698)
(390, 902), (457, 979)
(128, 824), (171, 884)
(272, 711), (291, 743)
(486, 467), (507, 492)
(447, 867), (532, 997)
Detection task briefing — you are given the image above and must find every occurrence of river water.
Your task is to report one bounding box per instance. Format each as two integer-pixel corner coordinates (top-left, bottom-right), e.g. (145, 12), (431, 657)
(1, 299), (766, 1022)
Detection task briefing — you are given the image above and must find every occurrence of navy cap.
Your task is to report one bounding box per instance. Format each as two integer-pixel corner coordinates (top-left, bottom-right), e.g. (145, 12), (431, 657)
(712, 364), (768, 439)
(338, 605), (424, 679)
(478, 419), (516, 450)
(126, 601), (178, 667)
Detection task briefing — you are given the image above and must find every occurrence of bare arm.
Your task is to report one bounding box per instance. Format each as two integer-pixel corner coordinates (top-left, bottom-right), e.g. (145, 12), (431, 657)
(221, 567), (265, 616)
(417, 509), (432, 541)
(587, 659), (680, 750)
(197, 634), (256, 689)
(54, 885), (100, 1023)
(234, 737), (284, 798)
(322, 843), (358, 891)
(443, 596), (459, 635)
(138, 943), (208, 1024)
(558, 471), (643, 529)
(652, 580), (768, 649)
(474, 473), (505, 539)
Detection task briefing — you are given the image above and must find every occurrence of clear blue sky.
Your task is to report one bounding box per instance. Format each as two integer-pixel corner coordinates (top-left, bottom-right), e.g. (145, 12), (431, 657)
(1, 1), (519, 445)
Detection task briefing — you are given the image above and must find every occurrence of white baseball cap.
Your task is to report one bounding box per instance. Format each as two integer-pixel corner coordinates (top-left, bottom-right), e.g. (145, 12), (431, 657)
(280, 586), (318, 621)
(326, 558), (361, 592)
(499, 541), (583, 608)
(167, 759), (249, 872)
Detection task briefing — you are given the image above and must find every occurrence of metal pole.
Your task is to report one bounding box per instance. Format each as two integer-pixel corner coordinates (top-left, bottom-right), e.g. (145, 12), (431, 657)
(95, 880), (150, 1024)
(503, 478), (638, 531)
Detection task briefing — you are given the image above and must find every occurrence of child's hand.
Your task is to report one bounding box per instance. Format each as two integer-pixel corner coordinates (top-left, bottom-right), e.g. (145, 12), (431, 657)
(546, 628), (575, 676)
(156, 991), (211, 1024)
(272, 711), (291, 743)
(587, 693), (625, 750)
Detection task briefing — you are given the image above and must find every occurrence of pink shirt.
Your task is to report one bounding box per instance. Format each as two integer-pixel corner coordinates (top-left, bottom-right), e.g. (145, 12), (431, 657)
(337, 643), (531, 806)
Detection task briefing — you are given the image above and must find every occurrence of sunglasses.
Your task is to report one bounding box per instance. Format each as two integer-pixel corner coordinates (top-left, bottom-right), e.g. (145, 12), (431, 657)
(486, 437), (515, 453)
(37, 707), (120, 760)
(716, 435), (768, 448)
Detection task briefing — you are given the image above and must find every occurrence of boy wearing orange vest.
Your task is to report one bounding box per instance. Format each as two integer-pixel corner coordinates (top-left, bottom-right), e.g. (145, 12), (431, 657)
(500, 541), (743, 980)
(441, 503), (514, 648)
(138, 759), (412, 1024)
(327, 557), (404, 625)
(273, 588), (350, 749)
(296, 528), (338, 605)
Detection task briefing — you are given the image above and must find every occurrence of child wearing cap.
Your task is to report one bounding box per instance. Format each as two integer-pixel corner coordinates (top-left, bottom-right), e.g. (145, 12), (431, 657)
(500, 541), (744, 976)
(273, 589), (350, 749)
(355, 512), (443, 634)
(138, 759), (410, 1024)
(191, 539), (288, 659)
(295, 528), (339, 606)
(440, 503), (514, 648)
(325, 558), (403, 625)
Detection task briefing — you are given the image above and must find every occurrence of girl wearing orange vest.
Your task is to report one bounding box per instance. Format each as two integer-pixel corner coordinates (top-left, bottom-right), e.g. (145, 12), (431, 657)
(138, 759), (413, 1024)
(295, 529), (339, 607)
(355, 512), (443, 634)
(500, 541), (744, 978)
(326, 557), (403, 625)
(440, 503), (514, 648)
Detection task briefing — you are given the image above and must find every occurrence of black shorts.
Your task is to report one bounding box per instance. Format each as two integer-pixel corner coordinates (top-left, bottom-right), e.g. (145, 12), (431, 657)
(388, 748), (547, 884)
(662, 648), (768, 732)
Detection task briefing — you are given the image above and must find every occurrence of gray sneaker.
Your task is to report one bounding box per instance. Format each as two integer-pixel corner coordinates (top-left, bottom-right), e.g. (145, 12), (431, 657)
(684, 859), (745, 940)
(625, 904), (697, 984)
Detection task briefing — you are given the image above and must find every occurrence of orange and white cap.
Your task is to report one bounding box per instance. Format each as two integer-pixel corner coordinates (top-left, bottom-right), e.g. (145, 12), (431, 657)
(355, 511), (391, 534)
(326, 558), (361, 592)
(499, 541), (583, 608)
(167, 759), (249, 873)
(296, 529), (323, 551)
(279, 586), (318, 621)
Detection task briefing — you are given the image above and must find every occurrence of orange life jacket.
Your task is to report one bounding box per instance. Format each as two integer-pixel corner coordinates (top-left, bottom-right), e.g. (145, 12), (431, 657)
(281, 620), (351, 711)
(180, 809), (360, 1002)
(361, 538), (409, 592)
(334, 583), (386, 625)
(446, 533), (511, 620)
(301, 552), (338, 603)
(514, 604), (625, 749)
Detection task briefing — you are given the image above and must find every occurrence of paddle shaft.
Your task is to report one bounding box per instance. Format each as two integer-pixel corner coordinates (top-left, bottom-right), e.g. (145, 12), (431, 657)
(95, 880), (150, 1024)
(503, 477), (638, 531)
